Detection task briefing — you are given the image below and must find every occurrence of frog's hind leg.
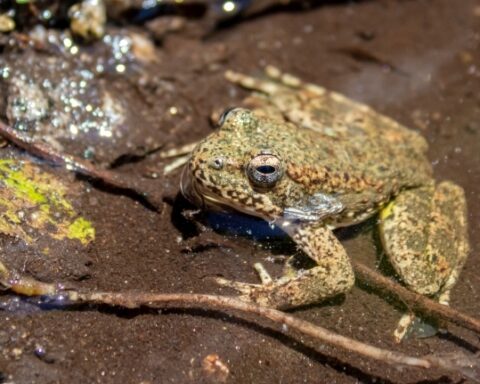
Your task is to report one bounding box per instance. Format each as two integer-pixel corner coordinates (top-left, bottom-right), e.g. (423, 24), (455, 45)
(242, 93), (286, 121)
(226, 65), (331, 97)
(262, 66), (394, 124)
(263, 65), (370, 107)
(225, 69), (288, 95)
(215, 224), (355, 309)
(263, 65), (330, 96)
(228, 67), (373, 137)
(379, 181), (469, 342)
(224, 69), (295, 121)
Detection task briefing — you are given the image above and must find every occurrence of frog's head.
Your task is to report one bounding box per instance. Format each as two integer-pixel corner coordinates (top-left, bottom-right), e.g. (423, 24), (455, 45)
(181, 108), (343, 223)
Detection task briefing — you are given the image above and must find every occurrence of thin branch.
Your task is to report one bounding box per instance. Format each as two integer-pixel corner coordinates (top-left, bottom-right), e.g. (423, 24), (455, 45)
(0, 262), (478, 382)
(0, 120), (163, 210)
(352, 261), (480, 335)
(186, 228), (480, 336)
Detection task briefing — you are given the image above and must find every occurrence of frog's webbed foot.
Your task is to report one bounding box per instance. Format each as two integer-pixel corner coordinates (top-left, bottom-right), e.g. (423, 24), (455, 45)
(215, 262), (282, 305)
(215, 225), (355, 309)
(379, 181), (469, 342)
(214, 260), (292, 307)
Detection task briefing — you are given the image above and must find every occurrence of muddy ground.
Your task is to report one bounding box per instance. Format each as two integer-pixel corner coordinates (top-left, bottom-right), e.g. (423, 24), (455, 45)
(0, 0), (479, 383)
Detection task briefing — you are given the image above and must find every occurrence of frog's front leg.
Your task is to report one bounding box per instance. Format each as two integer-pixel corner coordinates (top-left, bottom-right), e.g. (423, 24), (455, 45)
(216, 224), (355, 309)
(379, 181), (469, 341)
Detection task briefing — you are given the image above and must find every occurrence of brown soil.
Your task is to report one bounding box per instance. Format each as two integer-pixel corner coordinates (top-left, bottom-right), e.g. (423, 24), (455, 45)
(1, 0), (479, 383)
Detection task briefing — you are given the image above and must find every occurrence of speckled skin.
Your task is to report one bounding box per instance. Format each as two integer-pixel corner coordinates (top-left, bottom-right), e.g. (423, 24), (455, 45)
(181, 67), (469, 316)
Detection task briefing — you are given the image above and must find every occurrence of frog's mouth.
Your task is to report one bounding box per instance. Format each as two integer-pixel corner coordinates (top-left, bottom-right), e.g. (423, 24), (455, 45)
(180, 165), (233, 213)
(180, 165), (203, 207)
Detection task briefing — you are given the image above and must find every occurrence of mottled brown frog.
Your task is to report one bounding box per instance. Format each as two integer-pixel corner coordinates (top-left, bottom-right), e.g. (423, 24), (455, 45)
(180, 66), (469, 341)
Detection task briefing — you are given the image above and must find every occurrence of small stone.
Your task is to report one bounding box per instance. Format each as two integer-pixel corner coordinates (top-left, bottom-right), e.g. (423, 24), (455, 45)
(11, 347), (23, 359)
(202, 354), (229, 383)
(0, 14), (15, 33)
(69, 0), (106, 41)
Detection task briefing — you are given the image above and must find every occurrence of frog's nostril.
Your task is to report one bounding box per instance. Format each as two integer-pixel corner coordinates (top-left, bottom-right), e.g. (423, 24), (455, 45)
(209, 157), (225, 170)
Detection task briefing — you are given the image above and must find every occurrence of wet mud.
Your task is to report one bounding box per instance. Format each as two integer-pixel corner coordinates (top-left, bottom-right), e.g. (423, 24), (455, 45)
(0, 0), (479, 383)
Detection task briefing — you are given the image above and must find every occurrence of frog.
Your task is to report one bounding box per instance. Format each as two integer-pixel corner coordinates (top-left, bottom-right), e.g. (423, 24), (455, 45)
(180, 66), (470, 341)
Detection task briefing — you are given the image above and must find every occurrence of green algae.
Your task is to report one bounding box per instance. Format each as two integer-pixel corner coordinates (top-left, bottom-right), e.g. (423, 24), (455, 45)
(67, 217), (95, 245)
(0, 159), (95, 245)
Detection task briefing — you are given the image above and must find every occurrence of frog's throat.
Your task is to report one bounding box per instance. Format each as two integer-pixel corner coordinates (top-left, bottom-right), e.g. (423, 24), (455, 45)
(180, 164), (238, 212)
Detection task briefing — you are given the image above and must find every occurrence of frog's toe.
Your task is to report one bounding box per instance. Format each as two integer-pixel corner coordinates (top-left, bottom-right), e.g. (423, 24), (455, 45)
(225, 70), (283, 95)
(214, 277), (262, 294)
(253, 262), (274, 284)
(394, 313), (439, 343)
(393, 313), (415, 343)
(264, 65), (302, 88)
(214, 277), (277, 306)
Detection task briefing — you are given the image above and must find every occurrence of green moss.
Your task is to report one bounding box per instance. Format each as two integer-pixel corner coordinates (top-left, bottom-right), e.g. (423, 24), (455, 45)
(67, 217), (95, 245)
(0, 159), (95, 245)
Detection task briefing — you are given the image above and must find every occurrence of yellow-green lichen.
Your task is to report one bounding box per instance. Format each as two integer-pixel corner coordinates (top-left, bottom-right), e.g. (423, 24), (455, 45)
(67, 217), (95, 245)
(0, 159), (95, 245)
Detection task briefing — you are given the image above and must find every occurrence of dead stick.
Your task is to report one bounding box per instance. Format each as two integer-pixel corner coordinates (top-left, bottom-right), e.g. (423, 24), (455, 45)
(75, 292), (443, 368)
(0, 263), (478, 381)
(353, 261), (480, 334)
(0, 121), (161, 209)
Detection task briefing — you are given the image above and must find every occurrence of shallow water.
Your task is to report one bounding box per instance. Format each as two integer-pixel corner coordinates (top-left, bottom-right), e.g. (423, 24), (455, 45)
(0, 1), (479, 383)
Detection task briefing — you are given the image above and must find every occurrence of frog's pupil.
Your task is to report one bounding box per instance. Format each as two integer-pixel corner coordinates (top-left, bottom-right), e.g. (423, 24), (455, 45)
(247, 154), (283, 189)
(256, 165), (276, 174)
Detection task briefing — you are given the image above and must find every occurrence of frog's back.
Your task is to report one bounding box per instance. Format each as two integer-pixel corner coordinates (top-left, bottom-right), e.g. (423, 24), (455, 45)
(266, 105), (432, 197)
(242, 75), (433, 193)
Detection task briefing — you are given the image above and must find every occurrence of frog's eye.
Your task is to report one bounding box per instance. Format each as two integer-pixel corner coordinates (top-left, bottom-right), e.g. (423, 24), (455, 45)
(209, 157), (224, 170)
(247, 154), (283, 188)
(218, 107), (240, 126)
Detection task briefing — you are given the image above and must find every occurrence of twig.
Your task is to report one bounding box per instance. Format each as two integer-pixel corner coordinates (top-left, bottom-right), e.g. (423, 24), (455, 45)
(352, 261), (480, 335)
(0, 120), (163, 210)
(74, 292), (479, 379)
(188, 231), (480, 335)
(0, 262), (478, 381)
